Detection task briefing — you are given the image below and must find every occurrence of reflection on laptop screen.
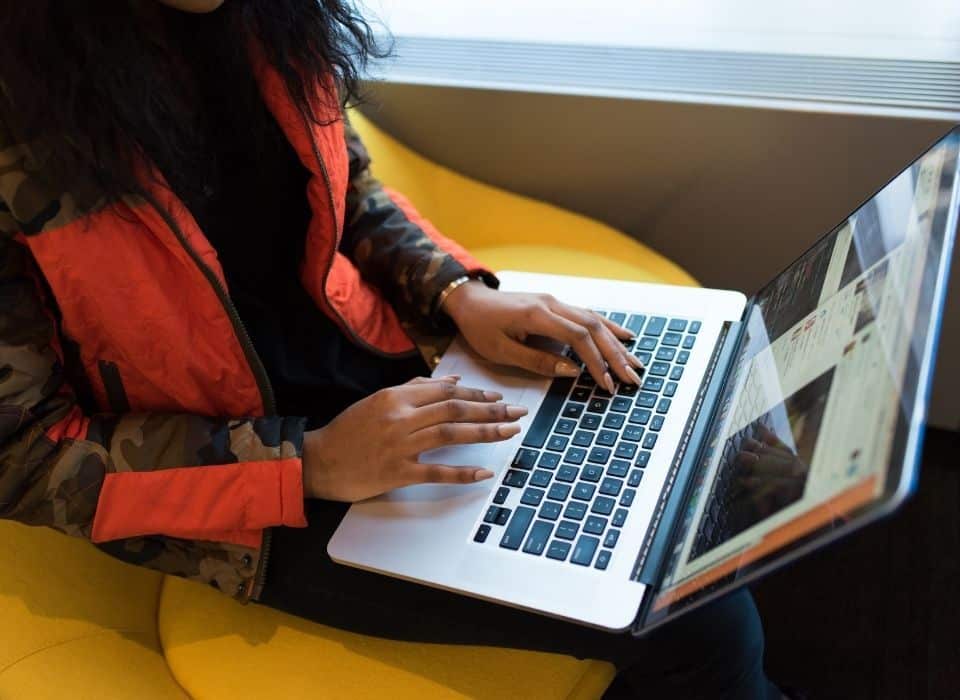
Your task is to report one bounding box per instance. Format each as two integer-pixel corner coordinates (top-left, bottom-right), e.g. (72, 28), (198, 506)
(648, 130), (960, 622)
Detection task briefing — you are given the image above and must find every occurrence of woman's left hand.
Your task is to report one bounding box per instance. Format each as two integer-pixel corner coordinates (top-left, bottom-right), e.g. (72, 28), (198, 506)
(441, 281), (644, 392)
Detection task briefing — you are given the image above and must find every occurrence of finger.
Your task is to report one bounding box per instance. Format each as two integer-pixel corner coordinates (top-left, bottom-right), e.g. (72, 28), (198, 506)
(519, 310), (610, 388)
(403, 462), (496, 486)
(410, 399), (528, 431)
(409, 420), (522, 453)
(552, 306), (642, 386)
(407, 374), (462, 385)
(399, 379), (503, 407)
(599, 314), (635, 340)
(498, 337), (578, 379)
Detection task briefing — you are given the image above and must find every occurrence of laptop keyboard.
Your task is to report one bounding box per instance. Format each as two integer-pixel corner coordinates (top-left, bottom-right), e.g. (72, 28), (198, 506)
(473, 310), (702, 570)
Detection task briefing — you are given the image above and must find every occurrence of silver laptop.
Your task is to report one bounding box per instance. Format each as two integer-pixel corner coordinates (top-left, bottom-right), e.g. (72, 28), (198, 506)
(329, 128), (960, 635)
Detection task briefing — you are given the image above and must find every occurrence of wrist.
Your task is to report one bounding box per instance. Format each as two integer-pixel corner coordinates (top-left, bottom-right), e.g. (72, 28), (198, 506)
(301, 428), (327, 499)
(439, 278), (487, 323)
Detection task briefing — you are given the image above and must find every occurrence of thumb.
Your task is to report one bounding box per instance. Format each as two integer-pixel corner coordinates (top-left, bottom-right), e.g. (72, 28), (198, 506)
(499, 338), (580, 378)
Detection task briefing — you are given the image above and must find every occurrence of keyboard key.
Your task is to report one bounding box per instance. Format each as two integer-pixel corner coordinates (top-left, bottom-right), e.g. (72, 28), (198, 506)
(512, 449), (539, 470)
(571, 535), (600, 566)
(503, 470), (528, 488)
(637, 336), (657, 351)
(650, 415), (665, 431)
(555, 520), (579, 540)
(626, 314), (647, 334)
(573, 482), (596, 501)
(682, 335), (696, 349)
(564, 501), (587, 520)
(587, 398), (609, 414)
(584, 515), (608, 535)
(599, 477), (623, 497)
(521, 488), (544, 506)
(607, 311), (626, 325)
(593, 387), (613, 399)
(629, 408), (652, 424)
(596, 429), (618, 447)
(592, 496), (616, 515)
(668, 318), (687, 332)
(664, 382), (678, 397)
(564, 447), (587, 465)
(554, 418), (577, 435)
(670, 366), (684, 381)
(546, 540), (572, 561)
(611, 396), (632, 412)
(539, 452), (561, 469)
(657, 398), (672, 414)
(530, 469), (553, 487)
(547, 483), (572, 501)
(572, 430), (594, 447)
(620, 488), (636, 507)
(644, 316), (667, 336)
(604, 529), (621, 548)
(643, 377), (664, 392)
(628, 469), (644, 487)
(635, 451), (651, 468)
(570, 386), (591, 403)
(689, 321), (702, 334)
(636, 392), (657, 408)
(595, 549), (612, 570)
(581, 464), (604, 482)
(617, 383), (638, 397)
(523, 520), (553, 555)
(499, 506), (535, 550)
(577, 373), (596, 387)
(522, 377), (575, 448)
(655, 347), (676, 362)
(562, 402), (585, 420)
(593, 309), (607, 317)
(474, 524), (491, 542)
(614, 442), (637, 460)
(635, 351), (653, 365)
(662, 332), (682, 347)
(677, 350), (690, 365)
(603, 413), (625, 429)
(556, 465), (579, 483)
(612, 508), (629, 527)
(649, 361), (670, 377)
(623, 425), (644, 442)
(579, 414), (601, 430)
(588, 447), (611, 464)
(642, 433), (659, 449)
(493, 486), (510, 504)
(539, 502), (562, 520)
(484, 506), (509, 524)
(547, 435), (568, 452)
(607, 459), (630, 477)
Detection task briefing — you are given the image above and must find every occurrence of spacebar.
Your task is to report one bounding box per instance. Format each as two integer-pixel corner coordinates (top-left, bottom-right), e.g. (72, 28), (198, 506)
(521, 377), (575, 448)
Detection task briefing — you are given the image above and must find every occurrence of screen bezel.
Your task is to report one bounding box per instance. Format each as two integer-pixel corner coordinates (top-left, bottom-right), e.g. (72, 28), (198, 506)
(635, 125), (960, 636)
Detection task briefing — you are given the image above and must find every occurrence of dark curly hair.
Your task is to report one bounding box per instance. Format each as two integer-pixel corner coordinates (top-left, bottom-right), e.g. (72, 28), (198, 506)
(0, 0), (387, 202)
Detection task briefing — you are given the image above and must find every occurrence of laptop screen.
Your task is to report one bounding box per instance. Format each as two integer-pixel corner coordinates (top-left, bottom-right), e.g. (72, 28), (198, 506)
(642, 129), (960, 631)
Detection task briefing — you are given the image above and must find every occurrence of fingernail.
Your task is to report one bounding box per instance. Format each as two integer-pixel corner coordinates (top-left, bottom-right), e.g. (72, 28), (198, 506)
(483, 390), (503, 401)
(497, 423), (522, 437)
(475, 469), (495, 481)
(604, 373), (616, 393)
(505, 404), (528, 419)
(625, 365), (642, 385)
(555, 361), (580, 377)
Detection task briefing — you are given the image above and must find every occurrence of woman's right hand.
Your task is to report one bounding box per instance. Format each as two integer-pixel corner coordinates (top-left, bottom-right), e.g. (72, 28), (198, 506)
(301, 376), (528, 502)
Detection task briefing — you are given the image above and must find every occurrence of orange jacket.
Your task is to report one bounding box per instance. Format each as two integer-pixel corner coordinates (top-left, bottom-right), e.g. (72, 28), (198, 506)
(0, 59), (491, 599)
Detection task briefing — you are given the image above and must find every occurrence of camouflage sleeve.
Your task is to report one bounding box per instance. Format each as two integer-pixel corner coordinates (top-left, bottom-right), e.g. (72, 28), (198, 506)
(0, 231), (306, 550)
(341, 116), (498, 332)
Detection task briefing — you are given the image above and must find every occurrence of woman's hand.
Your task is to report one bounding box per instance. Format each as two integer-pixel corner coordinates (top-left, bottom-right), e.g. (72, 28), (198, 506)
(442, 281), (644, 392)
(302, 376), (527, 502)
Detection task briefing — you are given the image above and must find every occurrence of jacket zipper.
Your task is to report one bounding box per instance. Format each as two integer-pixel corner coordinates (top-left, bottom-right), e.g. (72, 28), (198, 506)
(141, 193), (277, 416)
(296, 107), (418, 360)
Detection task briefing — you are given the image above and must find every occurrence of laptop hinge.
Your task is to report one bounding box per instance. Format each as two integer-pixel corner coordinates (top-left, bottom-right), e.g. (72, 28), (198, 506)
(629, 317), (746, 588)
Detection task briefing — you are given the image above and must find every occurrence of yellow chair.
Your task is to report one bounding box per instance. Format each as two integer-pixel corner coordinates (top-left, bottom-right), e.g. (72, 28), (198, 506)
(0, 112), (696, 700)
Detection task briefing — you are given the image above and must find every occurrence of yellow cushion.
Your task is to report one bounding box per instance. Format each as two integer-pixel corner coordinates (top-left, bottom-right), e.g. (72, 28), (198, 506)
(0, 522), (187, 699)
(159, 577), (614, 700)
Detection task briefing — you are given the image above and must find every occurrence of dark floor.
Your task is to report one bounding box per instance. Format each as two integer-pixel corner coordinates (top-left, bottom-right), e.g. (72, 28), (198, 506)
(753, 427), (960, 699)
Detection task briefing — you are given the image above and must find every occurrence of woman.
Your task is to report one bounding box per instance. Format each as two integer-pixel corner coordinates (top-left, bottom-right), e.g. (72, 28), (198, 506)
(0, 1), (778, 697)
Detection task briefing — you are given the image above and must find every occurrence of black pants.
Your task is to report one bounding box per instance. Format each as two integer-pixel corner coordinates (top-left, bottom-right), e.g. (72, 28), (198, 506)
(259, 499), (777, 699)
